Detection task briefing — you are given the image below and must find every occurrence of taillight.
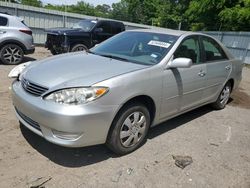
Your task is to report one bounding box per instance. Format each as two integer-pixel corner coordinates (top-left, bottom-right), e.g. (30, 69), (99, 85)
(19, 29), (32, 35)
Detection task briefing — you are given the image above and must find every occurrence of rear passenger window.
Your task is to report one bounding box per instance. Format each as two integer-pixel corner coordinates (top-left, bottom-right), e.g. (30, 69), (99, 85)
(174, 37), (200, 64)
(112, 23), (124, 34)
(202, 37), (228, 62)
(0, 16), (8, 26)
(98, 22), (111, 33)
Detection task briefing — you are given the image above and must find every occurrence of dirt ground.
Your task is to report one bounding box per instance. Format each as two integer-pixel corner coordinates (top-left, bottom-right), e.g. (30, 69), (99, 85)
(0, 47), (250, 188)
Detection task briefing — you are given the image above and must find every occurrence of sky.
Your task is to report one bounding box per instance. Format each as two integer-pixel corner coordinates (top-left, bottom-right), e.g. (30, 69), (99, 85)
(41, 0), (120, 6)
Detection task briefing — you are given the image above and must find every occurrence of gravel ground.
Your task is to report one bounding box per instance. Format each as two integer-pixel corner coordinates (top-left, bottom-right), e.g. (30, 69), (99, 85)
(0, 47), (250, 188)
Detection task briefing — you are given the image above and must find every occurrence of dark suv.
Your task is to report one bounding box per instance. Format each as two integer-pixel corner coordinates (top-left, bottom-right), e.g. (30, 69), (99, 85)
(45, 19), (125, 55)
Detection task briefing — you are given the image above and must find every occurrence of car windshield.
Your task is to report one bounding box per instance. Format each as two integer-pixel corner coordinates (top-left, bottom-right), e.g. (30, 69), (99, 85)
(91, 31), (178, 65)
(72, 20), (96, 31)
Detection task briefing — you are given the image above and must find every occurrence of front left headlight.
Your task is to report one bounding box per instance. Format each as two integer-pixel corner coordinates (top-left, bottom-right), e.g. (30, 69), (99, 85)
(8, 61), (32, 78)
(44, 87), (109, 105)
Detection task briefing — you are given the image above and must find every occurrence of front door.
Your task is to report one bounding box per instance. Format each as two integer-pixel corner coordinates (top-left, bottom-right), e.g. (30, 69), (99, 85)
(161, 36), (206, 119)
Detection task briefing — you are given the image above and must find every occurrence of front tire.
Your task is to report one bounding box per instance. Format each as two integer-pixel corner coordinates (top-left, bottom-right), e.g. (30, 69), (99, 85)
(211, 82), (232, 110)
(50, 48), (60, 55)
(71, 44), (88, 52)
(106, 103), (150, 155)
(0, 44), (24, 65)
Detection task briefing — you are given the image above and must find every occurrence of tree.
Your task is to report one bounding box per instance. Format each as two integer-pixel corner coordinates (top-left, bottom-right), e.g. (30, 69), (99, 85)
(124, 0), (159, 25)
(67, 1), (96, 16)
(156, 0), (191, 29)
(19, 0), (42, 7)
(112, 0), (130, 21)
(185, 0), (250, 31)
(219, 0), (250, 31)
(4, 0), (249, 31)
(95, 4), (111, 18)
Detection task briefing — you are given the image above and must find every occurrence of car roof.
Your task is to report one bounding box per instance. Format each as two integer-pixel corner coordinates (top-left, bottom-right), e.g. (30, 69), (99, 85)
(128, 28), (199, 37)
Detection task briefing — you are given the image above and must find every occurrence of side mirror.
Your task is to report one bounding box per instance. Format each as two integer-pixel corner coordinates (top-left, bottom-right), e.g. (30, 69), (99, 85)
(167, 58), (192, 69)
(94, 28), (103, 33)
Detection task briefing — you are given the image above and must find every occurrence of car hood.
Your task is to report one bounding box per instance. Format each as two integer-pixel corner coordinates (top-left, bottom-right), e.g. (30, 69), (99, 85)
(22, 52), (148, 89)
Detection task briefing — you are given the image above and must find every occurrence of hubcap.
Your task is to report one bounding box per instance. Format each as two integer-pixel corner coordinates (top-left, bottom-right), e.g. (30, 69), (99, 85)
(3, 46), (22, 64)
(220, 85), (230, 106)
(120, 112), (147, 148)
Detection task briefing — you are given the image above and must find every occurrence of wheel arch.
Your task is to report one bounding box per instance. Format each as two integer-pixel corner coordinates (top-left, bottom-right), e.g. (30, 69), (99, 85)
(106, 95), (156, 142)
(0, 39), (26, 52)
(227, 78), (234, 91)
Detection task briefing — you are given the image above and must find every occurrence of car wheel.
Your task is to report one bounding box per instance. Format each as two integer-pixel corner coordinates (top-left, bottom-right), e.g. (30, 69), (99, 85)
(50, 48), (60, 55)
(0, 44), (24, 65)
(71, 44), (88, 52)
(212, 82), (232, 110)
(106, 103), (150, 155)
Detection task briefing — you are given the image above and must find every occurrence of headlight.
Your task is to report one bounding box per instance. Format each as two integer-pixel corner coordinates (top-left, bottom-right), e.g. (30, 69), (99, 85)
(8, 61), (32, 78)
(44, 87), (109, 105)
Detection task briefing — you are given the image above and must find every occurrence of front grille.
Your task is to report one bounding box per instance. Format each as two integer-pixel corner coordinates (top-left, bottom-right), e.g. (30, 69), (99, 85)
(21, 78), (48, 97)
(16, 108), (41, 131)
(46, 34), (64, 46)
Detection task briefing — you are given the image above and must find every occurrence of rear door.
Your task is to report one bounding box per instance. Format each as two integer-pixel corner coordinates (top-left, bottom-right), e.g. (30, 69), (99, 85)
(111, 22), (125, 35)
(0, 16), (8, 38)
(200, 36), (231, 102)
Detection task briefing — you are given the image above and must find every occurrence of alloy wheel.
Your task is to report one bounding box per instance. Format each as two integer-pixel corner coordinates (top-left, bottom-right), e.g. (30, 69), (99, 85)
(3, 45), (23, 64)
(120, 112), (147, 148)
(220, 85), (231, 106)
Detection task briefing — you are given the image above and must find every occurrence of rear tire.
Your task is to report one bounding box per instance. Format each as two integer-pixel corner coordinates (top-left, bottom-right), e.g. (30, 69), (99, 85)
(211, 82), (232, 110)
(106, 103), (150, 155)
(71, 44), (88, 52)
(0, 44), (24, 65)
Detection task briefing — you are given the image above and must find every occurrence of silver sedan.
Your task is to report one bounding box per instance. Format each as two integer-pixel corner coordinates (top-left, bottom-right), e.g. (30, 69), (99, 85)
(10, 29), (243, 155)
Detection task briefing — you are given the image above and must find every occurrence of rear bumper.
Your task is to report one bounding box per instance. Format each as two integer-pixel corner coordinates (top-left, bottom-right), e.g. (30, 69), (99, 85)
(24, 46), (35, 54)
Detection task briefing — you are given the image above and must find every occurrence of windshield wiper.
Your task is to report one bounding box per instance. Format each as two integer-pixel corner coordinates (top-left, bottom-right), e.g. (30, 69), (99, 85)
(98, 54), (130, 62)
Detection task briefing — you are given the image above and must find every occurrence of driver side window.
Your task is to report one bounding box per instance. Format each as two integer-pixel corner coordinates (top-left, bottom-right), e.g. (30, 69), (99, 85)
(174, 37), (200, 64)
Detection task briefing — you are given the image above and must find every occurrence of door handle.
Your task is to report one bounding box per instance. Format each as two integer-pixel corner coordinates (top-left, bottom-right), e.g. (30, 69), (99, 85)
(225, 65), (231, 70)
(0, 30), (6, 34)
(198, 70), (206, 77)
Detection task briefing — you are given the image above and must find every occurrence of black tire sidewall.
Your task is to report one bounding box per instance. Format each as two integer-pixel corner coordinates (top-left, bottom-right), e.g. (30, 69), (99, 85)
(0, 44), (24, 65)
(71, 44), (88, 52)
(107, 103), (150, 155)
(50, 48), (59, 55)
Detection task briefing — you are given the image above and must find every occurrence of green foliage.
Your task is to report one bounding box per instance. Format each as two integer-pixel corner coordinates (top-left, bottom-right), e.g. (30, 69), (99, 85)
(219, 0), (250, 31)
(3, 0), (250, 31)
(111, 0), (129, 21)
(19, 0), (42, 7)
(95, 4), (111, 18)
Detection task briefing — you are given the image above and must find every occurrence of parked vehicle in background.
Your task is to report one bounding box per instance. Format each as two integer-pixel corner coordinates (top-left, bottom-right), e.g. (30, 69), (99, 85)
(0, 13), (35, 65)
(45, 19), (125, 55)
(10, 29), (243, 155)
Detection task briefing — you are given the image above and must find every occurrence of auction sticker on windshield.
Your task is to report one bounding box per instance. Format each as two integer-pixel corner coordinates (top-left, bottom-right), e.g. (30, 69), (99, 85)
(148, 40), (171, 48)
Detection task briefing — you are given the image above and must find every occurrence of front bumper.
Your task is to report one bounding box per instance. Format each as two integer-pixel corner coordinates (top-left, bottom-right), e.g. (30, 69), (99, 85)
(12, 81), (119, 147)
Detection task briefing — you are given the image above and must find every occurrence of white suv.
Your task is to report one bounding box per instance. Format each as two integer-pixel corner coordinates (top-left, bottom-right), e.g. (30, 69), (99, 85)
(0, 13), (35, 65)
